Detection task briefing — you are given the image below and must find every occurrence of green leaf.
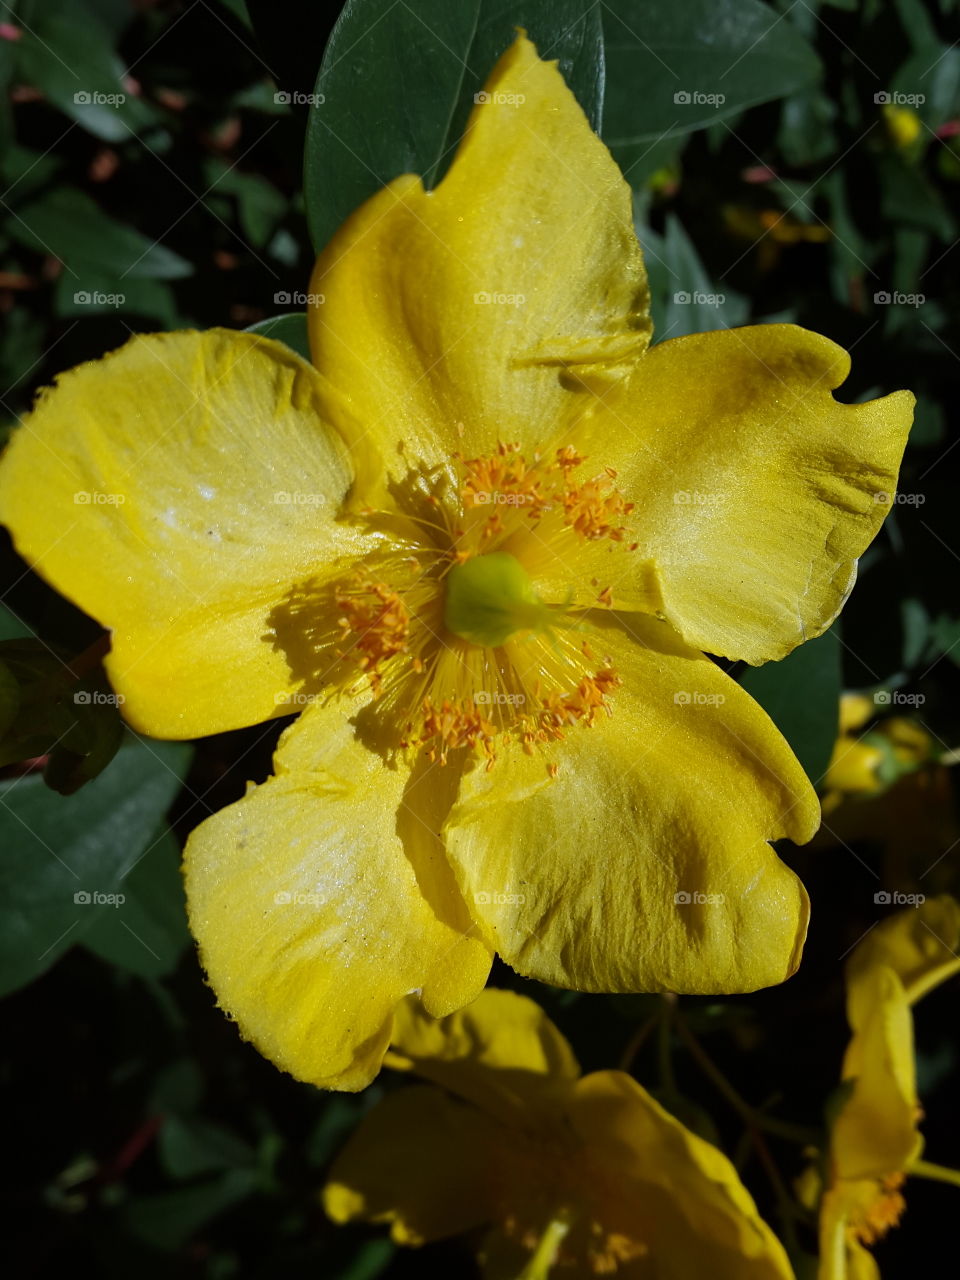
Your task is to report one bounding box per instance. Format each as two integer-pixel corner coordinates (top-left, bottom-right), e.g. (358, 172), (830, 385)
(304, 0), (604, 251)
(52, 269), (180, 327)
(0, 735), (192, 995)
(13, 6), (160, 143)
(602, 0), (821, 173)
(641, 214), (749, 340)
(81, 830), (191, 978)
(739, 627), (842, 787)
(157, 1114), (256, 1180)
(118, 1169), (259, 1251)
(246, 312), (311, 361)
(8, 188), (193, 280)
(0, 640), (125, 793)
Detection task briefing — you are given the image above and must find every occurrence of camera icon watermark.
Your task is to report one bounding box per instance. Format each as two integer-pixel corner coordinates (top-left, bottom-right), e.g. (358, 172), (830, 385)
(473, 291), (525, 307)
(673, 90), (726, 106)
(73, 691), (125, 706)
(674, 890), (725, 905)
(673, 690), (725, 707)
(74, 491), (125, 505)
(273, 90), (326, 106)
(873, 290), (924, 308)
(73, 290), (125, 308)
(73, 90), (126, 107)
(273, 291), (325, 306)
(474, 889), (526, 905)
(873, 689), (925, 708)
(673, 290), (725, 307)
(872, 490), (925, 506)
(474, 690), (525, 706)
(474, 90), (525, 106)
(874, 91), (925, 106)
(74, 889), (125, 907)
(874, 890), (925, 906)
(273, 888), (327, 906)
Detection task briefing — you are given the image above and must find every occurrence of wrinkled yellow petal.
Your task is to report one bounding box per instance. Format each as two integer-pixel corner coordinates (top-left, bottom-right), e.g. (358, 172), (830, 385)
(443, 614), (817, 994)
(567, 325), (914, 664)
(0, 329), (368, 738)
(834, 966), (920, 1181)
(323, 1084), (503, 1245)
(847, 895), (960, 1007)
(569, 1072), (796, 1279)
(307, 32), (650, 508)
(818, 1185), (881, 1280)
(183, 701), (492, 1091)
(385, 988), (580, 1123)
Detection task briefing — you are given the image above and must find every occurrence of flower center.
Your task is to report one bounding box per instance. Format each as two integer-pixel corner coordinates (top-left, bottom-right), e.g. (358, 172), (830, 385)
(284, 442), (635, 772)
(850, 1173), (907, 1246)
(443, 551), (551, 647)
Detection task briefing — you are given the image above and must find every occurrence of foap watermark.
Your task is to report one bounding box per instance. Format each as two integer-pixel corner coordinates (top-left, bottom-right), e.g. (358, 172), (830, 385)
(673, 490), (725, 506)
(274, 691), (321, 707)
(74, 691), (125, 706)
(874, 890), (925, 906)
(74, 491), (125, 505)
(74, 889), (125, 907)
(474, 889), (526, 905)
(474, 90), (525, 106)
(274, 90), (326, 106)
(470, 490), (535, 506)
(873, 490), (925, 506)
(874, 91), (925, 107)
(873, 290), (925, 308)
(474, 690), (525, 706)
(673, 290), (725, 307)
(675, 890), (726, 905)
(474, 291), (525, 306)
(74, 90), (126, 107)
(74, 290), (125, 308)
(274, 291), (325, 306)
(273, 491), (327, 505)
(674, 691), (725, 707)
(274, 889), (327, 906)
(874, 690), (925, 708)
(673, 90), (726, 107)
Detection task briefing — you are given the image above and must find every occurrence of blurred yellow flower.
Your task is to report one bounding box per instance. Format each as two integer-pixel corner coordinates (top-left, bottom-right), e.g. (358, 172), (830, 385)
(815, 896), (960, 1279)
(325, 988), (796, 1279)
(816, 695), (957, 885)
(0, 36), (913, 1089)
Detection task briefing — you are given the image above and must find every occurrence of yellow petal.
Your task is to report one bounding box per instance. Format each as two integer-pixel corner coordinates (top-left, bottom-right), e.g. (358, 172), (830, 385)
(822, 738), (885, 797)
(847, 895), (960, 1006)
(0, 329), (368, 738)
(323, 1084), (503, 1245)
(443, 614), (818, 994)
(818, 1185), (881, 1280)
(839, 694), (875, 735)
(567, 325), (914, 664)
(385, 987), (580, 1122)
(569, 1072), (796, 1279)
(307, 32), (651, 508)
(183, 700), (492, 1091)
(834, 966), (920, 1181)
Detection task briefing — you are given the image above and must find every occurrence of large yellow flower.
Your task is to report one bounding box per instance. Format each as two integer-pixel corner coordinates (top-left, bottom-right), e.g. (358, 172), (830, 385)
(816, 896), (960, 1279)
(0, 36), (912, 1089)
(325, 987), (796, 1279)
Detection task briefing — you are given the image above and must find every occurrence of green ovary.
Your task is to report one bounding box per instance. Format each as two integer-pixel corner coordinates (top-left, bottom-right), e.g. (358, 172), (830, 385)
(444, 552), (551, 648)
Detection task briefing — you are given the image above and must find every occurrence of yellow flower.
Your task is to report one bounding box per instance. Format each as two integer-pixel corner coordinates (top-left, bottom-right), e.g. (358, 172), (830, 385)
(816, 697), (956, 878)
(0, 36), (913, 1089)
(817, 896), (960, 1279)
(324, 987), (796, 1279)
